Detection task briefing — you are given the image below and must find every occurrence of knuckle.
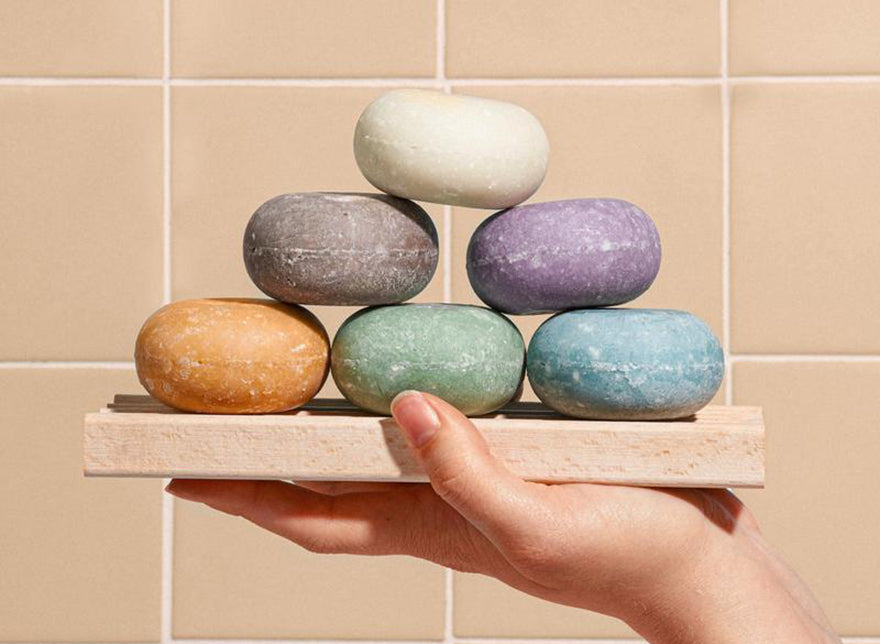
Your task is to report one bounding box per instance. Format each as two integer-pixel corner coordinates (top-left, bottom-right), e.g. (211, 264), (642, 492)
(429, 467), (468, 505)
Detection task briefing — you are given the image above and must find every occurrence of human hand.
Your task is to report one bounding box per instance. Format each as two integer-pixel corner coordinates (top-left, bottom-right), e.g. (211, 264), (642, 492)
(167, 391), (840, 644)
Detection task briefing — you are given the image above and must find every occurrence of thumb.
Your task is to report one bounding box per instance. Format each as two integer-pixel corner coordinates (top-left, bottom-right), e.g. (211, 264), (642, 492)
(390, 390), (543, 544)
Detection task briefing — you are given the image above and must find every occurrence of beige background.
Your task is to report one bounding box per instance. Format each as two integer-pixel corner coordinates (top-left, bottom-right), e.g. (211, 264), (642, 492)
(1, 0), (878, 641)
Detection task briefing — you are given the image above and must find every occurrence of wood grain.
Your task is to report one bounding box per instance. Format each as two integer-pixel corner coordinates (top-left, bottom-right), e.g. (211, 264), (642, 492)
(84, 395), (764, 488)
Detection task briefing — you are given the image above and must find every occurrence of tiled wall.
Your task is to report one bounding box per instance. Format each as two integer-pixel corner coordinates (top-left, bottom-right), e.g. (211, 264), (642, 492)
(1, 1), (878, 642)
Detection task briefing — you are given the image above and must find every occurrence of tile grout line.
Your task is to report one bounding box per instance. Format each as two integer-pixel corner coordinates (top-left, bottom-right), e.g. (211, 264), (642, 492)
(721, 0), (733, 405)
(0, 361), (135, 369)
(442, 204), (452, 302)
(459, 640), (646, 644)
(6, 637), (880, 644)
(438, 2), (453, 308)
(4, 75), (880, 87)
(0, 77), (162, 85)
(436, 0), (446, 81)
(730, 354), (880, 362)
(436, 3), (456, 643)
(172, 77), (445, 88)
(446, 639), (880, 644)
(161, 0), (174, 641)
(443, 566), (455, 643)
(4, 638), (878, 644)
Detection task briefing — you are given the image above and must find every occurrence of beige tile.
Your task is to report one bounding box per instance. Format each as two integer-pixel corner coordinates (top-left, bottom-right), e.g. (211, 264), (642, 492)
(446, 0), (719, 78)
(734, 362), (880, 635)
(730, 0), (880, 75)
(0, 87), (163, 360)
(172, 0), (436, 78)
(172, 86), (445, 397)
(730, 84), (880, 353)
(454, 573), (635, 638)
(451, 86), (724, 343)
(0, 369), (161, 641)
(0, 0), (161, 76)
(173, 496), (445, 638)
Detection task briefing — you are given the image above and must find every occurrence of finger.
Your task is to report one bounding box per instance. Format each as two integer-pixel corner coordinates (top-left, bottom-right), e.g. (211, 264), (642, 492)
(166, 478), (404, 555)
(167, 478), (525, 578)
(292, 481), (406, 496)
(390, 391), (546, 546)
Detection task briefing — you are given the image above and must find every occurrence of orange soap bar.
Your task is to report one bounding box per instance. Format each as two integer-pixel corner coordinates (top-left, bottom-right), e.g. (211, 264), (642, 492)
(135, 298), (329, 414)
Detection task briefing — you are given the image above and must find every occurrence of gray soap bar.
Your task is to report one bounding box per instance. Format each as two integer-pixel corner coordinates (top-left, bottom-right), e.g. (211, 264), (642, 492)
(244, 192), (438, 305)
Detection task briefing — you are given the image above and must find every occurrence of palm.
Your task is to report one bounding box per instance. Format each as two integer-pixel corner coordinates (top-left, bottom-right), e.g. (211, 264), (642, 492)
(192, 476), (747, 619)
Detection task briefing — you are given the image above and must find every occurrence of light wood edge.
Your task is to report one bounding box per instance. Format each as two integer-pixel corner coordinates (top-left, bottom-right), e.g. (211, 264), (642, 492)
(83, 405), (765, 488)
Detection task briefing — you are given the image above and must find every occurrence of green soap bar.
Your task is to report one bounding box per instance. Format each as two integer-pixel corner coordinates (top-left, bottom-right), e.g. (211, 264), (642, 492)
(331, 304), (525, 415)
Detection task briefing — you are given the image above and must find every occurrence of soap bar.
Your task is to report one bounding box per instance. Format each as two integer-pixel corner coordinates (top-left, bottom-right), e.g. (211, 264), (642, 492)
(135, 298), (329, 414)
(244, 192), (438, 305)
(354, 89), (549, 209)
(467, 199), (661, 314)
(527, 309), (723, 420)
(332, 304), (525, 415)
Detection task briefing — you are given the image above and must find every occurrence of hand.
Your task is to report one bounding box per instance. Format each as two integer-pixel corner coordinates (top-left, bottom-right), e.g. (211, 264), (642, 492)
(167, 391), (840, 644)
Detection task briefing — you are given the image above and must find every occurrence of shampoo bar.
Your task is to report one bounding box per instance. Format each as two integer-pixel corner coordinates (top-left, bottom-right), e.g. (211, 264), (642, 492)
(528, 309), (723, 420)
(135, 298), (329, 414)
(467, 199), (661, 314)
(332, 304), (525, 415)
(244, 192), (438, 306)
(354, 89), (549, 209)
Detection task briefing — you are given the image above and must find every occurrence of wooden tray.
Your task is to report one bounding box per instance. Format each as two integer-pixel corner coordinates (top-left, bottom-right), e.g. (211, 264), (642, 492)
(83, 395), (764, 488)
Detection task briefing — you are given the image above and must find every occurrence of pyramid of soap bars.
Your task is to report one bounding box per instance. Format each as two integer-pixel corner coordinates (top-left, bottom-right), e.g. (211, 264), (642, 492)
(135, 89), (723, 419)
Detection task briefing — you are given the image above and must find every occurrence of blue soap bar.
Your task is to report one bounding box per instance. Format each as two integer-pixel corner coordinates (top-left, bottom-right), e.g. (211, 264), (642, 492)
(527, 309), (723, 420)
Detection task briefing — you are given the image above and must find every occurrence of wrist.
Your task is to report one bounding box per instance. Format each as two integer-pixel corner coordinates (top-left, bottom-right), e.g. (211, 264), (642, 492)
(623, 530), (837, 644)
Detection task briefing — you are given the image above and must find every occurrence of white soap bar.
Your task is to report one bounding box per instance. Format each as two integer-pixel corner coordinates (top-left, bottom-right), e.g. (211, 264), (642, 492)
(354, 89), (549, 209)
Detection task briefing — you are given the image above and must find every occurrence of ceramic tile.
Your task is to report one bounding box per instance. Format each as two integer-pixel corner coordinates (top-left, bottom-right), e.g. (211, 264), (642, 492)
(446, 0), (719, 77)
(730, 0), (880, 75)
(0, 0), (161, 76)
(172, 0), (436, 78)
(0, 369), (161, 641)
(0, 87), (163, 360)
(735, 361), (880, 635)
(173, 497), (445, 638)
(731, 84), (880, 353)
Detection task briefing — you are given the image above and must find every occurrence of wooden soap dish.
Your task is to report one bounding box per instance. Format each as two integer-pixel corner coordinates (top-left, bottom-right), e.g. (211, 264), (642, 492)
(83, 395), (764, 488)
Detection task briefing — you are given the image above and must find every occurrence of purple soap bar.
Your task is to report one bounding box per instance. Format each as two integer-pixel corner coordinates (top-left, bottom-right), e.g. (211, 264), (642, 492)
(466, 198), (661, 314)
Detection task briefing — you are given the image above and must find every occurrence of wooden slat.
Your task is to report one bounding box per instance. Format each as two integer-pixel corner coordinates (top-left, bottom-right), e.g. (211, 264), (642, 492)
(84, 396), (764, 488)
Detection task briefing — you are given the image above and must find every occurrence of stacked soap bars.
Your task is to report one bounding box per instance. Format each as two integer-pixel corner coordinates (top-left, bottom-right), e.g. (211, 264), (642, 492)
(135, 89), (723, 419)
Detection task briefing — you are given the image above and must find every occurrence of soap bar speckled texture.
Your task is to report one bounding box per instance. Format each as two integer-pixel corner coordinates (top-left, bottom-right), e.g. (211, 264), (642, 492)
(467, 198), (661, 314)
(527, 309), (723, 420)
(244, 192), (438, 305)
(332, 304), (525, 415)
(135, 298), (329, 414)
(354, 89), (549, 209)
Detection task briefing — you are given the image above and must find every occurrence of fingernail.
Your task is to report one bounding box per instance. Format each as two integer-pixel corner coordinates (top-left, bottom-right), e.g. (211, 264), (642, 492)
(391, 390), (441, 448)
